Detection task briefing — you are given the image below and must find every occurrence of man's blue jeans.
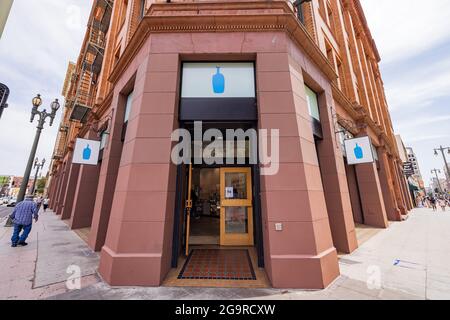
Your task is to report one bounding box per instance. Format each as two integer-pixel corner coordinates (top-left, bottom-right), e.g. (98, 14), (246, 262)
(11, 224), (32, 245)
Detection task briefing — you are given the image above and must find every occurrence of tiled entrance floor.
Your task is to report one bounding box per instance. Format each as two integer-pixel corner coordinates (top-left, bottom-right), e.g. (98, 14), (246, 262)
(73, 227), (91, 244)
(178, 249), (256, 280)
(354, 223), (385, 246)
(163, 246), (270, 288)
(61, 219), (91, 245)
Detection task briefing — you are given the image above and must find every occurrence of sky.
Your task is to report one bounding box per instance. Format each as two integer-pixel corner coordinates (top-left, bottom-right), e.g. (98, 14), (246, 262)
(0, 0), (91, 177)
(0, 0), (449, 187)
(360, 0), (450, 186)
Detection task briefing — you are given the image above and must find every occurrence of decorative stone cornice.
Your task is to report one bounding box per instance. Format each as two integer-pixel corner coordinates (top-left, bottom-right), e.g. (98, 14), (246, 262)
(108, 1), (337, 84)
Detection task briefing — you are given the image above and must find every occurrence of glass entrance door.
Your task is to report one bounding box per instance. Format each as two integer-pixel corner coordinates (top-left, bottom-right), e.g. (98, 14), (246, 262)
(219, 168), (254, 246)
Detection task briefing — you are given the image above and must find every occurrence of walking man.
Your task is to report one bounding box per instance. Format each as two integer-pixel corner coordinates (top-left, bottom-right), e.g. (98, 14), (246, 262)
(9, 195), (39, 247)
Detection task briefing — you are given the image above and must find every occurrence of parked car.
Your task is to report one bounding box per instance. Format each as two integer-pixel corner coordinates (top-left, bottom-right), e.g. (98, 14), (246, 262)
(7, 198), (17, 207)
(1, 197), (8, 205)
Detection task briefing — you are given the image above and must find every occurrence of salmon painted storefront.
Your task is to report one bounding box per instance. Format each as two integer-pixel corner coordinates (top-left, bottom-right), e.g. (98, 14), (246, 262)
(48, 0), (413, 289)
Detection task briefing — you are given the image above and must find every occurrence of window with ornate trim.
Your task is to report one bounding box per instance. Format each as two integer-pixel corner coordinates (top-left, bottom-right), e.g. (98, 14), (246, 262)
(305, 85), (320, 121)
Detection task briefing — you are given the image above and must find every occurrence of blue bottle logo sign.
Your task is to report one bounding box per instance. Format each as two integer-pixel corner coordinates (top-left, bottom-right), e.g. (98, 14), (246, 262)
(354, 143), (364, 160)
(212, 66), (225, 94)
(83, 144), (92, 160)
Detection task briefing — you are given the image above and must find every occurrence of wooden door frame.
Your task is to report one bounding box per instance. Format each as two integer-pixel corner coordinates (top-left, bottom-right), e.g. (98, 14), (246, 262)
(219, 167), (254, 246)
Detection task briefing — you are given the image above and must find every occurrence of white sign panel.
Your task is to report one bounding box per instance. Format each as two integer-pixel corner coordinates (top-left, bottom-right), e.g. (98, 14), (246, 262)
(225, 187), (234, 199)
(344, 136), (375, 165)
(181, 62), (255, 98)
(73, 138), (101, 165)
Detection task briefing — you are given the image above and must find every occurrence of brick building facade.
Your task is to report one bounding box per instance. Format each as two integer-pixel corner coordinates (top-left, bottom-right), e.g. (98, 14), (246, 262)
(48, 0), (413, 289)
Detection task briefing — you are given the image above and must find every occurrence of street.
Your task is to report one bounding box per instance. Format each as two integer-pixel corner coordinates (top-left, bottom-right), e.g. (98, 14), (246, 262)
(0, 206), (13, 219)
(1, 207), (449, 300)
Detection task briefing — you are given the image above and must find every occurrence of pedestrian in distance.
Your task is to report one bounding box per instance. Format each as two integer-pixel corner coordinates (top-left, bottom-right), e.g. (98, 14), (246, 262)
(430, 196), (437, 211)
(36, 196), (43, 211)
(438, 198), (446, 212)
(9, 195), (39, 247)
(43, 197), (49, 212)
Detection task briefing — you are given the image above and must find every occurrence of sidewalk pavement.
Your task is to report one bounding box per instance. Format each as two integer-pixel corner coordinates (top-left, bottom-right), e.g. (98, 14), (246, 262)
(0, 210), (100, 299)
(1, 207), (449, 300)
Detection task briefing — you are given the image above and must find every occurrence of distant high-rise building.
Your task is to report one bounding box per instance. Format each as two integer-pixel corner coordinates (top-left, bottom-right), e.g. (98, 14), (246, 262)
(0, 0), (14, 38)
(406, 147), (422, 179)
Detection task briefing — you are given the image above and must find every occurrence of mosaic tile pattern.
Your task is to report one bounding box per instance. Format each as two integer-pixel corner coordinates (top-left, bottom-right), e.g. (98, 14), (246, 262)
(178, 249), (256, 280)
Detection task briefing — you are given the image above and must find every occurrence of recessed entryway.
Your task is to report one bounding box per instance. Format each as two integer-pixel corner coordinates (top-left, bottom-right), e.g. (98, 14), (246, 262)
(163, 246), (269, 288)
(178, 249), (256, 280)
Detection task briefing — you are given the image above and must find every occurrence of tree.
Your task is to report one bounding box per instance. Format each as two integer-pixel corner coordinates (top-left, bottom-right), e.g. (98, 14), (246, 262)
(36, 177), (47, 195)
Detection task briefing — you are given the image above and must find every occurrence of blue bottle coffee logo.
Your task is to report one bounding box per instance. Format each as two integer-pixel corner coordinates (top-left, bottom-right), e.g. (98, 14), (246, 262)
(354, 143), (364, 159)
(212, 67), (225, 94)
(83, 144), (92, 160)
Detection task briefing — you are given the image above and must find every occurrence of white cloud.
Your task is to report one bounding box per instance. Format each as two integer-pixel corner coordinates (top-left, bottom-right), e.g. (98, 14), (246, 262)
(405, 134), (450, 144)
(361, 0), (450, 187)
(0, 0), (90, 176)
(385, 57), (450, 112)
(396, 115), (450, 132)
(360, 0), (450, 64)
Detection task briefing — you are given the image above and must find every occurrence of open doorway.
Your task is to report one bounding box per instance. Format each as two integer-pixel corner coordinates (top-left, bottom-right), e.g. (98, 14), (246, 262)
(189, 168), (221, 245)
(186, 166), (254, 251)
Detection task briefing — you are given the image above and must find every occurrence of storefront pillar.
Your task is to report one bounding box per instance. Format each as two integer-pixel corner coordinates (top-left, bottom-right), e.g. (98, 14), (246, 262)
(392, 160), (408, 214)
(69, 129), (101, 229)
(396, 161), (413, 211)
(315, 92), (358, 254)
(387, 156), (405, 215)
(355, 161), (389, 228)
(48, 173), (58, 209)
(257, 53), (339, 289)
(60, 159), (80, 220)
(54, 165), (66, 215)
(99, 52), (179, 286)
(378, 148), (402, 221)
(89, 95), (125, 252)
(56, 158), (72, 216)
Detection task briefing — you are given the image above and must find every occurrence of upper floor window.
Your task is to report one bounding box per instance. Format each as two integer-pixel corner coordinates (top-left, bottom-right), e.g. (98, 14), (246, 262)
(98, 129), (109, 162)
(140, 0), (147, 19)
(305, 85), (320, 121)
(119, 0), (128, 28)
(124, 91), (134, 123)
(122, 91), (134, 141)
(326, 2), (337, 35)
(318, 0), (327, 21)
(100, 130), (109, 150)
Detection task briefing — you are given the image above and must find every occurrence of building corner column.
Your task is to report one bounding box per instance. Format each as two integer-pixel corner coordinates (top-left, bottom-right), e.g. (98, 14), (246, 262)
(99, 52), (178, 286)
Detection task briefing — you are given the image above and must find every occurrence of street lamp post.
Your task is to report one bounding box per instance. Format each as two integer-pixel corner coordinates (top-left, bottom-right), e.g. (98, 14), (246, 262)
(434, 145), (450, 181)
(0, 83), (10, 120)
(431, 169), (443, 194)
(17, 94), (60, 203)
(30, 158), (46, 196)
